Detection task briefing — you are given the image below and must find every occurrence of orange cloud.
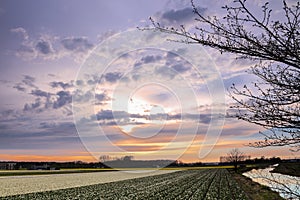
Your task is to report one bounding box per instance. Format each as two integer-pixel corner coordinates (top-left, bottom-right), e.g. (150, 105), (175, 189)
(0, 154), (97, 162)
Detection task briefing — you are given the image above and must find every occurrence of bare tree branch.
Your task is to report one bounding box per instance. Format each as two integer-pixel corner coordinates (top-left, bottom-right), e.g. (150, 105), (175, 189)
(144, 0), (300, 151)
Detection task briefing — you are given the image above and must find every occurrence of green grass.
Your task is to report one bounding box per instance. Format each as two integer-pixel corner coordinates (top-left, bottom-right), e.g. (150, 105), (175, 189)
(271, 162), (300, 177)
(229, 169), (284, 200)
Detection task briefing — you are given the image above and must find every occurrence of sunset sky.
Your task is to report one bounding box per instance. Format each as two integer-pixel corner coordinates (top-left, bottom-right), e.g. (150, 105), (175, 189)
(0, 0), (297, 163)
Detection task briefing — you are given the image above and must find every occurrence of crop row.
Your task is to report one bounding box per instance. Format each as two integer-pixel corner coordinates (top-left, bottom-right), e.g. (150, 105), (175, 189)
(1, 169), (249, 200)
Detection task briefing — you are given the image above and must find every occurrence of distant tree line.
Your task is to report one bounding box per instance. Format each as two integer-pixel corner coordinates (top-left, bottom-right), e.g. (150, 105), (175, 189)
(2, 156), (296, 170)
(0, 161), (109, 170)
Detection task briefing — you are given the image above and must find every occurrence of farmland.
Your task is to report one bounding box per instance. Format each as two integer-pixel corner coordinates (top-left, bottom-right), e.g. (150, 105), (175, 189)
(0, 169), (174, 197)
(1, 169), (252, 199)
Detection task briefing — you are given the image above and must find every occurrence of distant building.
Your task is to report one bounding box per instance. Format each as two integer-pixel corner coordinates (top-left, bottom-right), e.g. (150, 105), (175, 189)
(0, 162), (17, 170)
(29, 164), (50, 170)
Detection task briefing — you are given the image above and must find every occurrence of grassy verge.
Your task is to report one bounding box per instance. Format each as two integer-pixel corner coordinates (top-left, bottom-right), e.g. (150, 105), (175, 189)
(228, 169), (284, 200)
(0, 169), (116, 176)
(271, 162), (300, 177)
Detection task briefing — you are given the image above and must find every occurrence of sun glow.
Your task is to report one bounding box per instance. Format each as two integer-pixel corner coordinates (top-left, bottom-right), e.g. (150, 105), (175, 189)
(120, 124), (137, 133)
(127, 98), (152, 115)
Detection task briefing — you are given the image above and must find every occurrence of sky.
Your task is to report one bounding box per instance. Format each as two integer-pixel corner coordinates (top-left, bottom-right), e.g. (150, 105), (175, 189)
(0, 0), (297, 163)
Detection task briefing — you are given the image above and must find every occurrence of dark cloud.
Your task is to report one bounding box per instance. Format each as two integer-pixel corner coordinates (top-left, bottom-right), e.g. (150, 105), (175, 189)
(104, 121), (118, 126)
(39, 121), (75, 131)
(169, 113), (210, 123)
(85, 74), (98, 85)
(95, 110), (148, 125)
(17, 81), (86, 114)
(160, 7), (206, 25)
(62, 106), (73, 116)
(13, 75), (37, 92)
(12, 78), (83, 116)
(13, 84), (26, 92)
(96, 110), (129, 121)
(168, 113), (182, 120)
(0, 124), (8, 130)
(30, 89), (50, 98)
(23, 75), (35, 83)
(141, 55), (162, 63)
(0, 121), (81, 150)
(103, 72), (122, 83)
(166, 52), (178, 59)
(0, 135), (80, 150)
(95, 93), (109, 101)
(129, 113), (147, 119)
(75, 80), (84, 86)
(39, 122), (57, 129)
(73, 90), (93, 103)
(95, 109), (203, 124)
(97, 119), (146, 127)
(171, 63), (191, 73)
(53, 91), (72, 109)
(199, 114), (211, 124)
(61, 37), (94, 52)
(48, 73), (56, 77)
(131, 74), (140, 81)
(0, 109), (17, 119)
(135, 112), (213, 124)
(23, 98), (42, 112)
(22, 75), (37, 88)
(50, 81), (73, 89)
(87, 79), (97, 85)
(155, 66), (177, 79)
(11, 29), (96, 61)
(134, 55), (162, 68)
(35, 40), (53, 55)
(162, 7), (195, 22)
(133, 62), (142, 69)
(149, 113), (169, 121)
(91, 107), (223, 127)
(11, 30), (57, 60)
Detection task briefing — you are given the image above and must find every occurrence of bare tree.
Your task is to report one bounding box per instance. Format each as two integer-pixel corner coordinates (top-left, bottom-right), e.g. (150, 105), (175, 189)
(121, 155), (134, 161)
(225, 148), (246, 170)
(99, 155), (134, 162)
(146, 0), (300, 151)
(99, 155), (111, 162)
